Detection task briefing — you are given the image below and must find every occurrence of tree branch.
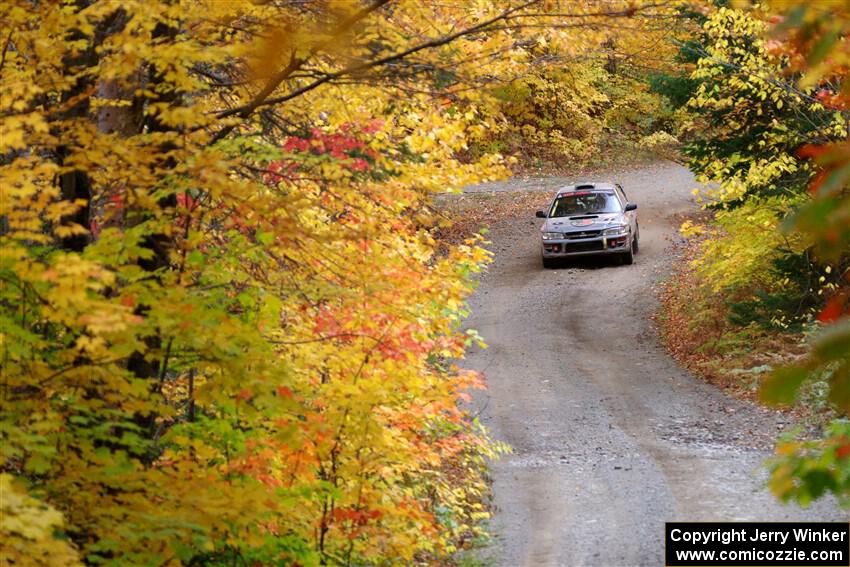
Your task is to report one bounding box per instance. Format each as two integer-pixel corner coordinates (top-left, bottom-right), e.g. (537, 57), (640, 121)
(209, 0), (391, 143)
(214, 0), (542, 119)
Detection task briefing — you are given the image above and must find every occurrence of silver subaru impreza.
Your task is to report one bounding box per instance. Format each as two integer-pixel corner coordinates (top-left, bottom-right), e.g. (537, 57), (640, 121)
(535, 182), (639, 268)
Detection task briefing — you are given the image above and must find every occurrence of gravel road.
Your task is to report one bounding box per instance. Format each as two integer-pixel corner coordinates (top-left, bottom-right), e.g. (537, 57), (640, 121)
(461, 161), (846, 567)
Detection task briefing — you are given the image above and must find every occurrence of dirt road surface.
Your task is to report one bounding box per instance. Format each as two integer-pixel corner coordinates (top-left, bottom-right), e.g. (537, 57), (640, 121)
(461, 161), (845, 567)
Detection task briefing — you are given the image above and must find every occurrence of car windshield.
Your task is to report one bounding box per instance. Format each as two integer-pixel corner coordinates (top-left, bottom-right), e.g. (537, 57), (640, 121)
(548, 191), (621, 217)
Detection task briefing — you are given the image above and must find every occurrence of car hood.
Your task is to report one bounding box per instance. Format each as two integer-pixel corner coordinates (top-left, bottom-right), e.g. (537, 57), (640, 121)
(542, 213), (626, 233)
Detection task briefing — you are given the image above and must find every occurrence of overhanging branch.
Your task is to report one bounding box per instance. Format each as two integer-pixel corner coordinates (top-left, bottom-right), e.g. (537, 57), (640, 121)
(210, 0), (391, 143)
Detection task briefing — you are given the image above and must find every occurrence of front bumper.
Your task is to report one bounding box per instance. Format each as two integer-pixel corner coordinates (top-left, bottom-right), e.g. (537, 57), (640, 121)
(541, 234), (630, 257)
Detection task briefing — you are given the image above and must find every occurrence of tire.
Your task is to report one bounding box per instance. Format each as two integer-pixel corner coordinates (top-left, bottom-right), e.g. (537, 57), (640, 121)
(621, 239), (635, 265)
(542, 256), (557, 269)
(633, 226), (640, 255)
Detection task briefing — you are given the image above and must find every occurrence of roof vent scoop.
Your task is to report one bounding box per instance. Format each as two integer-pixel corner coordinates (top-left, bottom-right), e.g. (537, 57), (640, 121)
(575, 183), (595, 190)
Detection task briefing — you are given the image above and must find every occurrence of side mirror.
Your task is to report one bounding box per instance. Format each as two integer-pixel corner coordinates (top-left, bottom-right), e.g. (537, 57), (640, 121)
(625, 203), (637, 212)
(535, 210), (547, 218)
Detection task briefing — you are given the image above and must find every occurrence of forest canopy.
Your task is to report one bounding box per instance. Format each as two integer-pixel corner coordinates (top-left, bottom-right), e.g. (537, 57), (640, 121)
(3, 0), (850, 564)
(0, 1), (684, 564)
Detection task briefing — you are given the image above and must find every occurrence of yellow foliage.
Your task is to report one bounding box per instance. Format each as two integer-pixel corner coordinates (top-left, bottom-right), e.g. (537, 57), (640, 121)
(0, 1), (686, 563)
(693, 197), (806, 293)
(0, 475), (82, 566)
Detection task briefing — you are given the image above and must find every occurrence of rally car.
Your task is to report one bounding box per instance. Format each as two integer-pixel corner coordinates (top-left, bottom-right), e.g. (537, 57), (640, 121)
(535, 182), (639, 268)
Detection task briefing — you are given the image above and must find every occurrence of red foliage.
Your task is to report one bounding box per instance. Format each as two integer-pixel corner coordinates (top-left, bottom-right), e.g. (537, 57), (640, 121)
(268, 123), (382, 185)
(331, 507), (382, 526)
(797, 143), (829, 160)
(818, 294), (848, 323)
(177, 192), (199, 212)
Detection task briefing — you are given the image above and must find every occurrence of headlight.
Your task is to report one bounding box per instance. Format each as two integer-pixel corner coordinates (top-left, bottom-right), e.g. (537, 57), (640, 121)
(541, 231), (562, 240)
(603, 225), (628, 236)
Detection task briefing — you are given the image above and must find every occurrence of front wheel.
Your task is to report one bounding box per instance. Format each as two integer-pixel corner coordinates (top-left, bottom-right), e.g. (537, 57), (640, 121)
(542, 256), (557, 269)
(621, 239), (635, 265)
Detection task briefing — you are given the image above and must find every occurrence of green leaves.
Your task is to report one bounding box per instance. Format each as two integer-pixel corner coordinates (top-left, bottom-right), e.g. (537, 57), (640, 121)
(768, 421), (850, 509)
(762, 366), (810, 406)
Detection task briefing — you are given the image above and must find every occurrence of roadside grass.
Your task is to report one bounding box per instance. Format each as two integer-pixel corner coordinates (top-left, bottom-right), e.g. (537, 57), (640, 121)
(428, 193), (537, 565)
(654, 212), (836, 428)
(433, 189), (552, 566)
(435, 190), (552, 247)
(453, 549), (491, 567)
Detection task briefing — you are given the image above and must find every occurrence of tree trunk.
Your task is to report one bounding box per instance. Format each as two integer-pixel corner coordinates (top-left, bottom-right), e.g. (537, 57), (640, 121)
(55, 2), (97, 253)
